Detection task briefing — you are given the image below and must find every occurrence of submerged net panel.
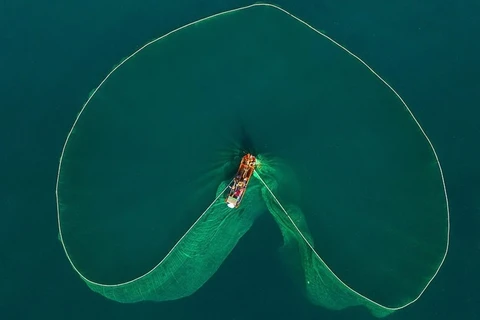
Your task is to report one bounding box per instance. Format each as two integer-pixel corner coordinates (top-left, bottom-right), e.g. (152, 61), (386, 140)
(85, 180), (265, 302)
(254, 168), (392, 317)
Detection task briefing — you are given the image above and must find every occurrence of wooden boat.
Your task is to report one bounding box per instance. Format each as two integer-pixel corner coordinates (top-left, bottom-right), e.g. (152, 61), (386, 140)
(226, 153), (256, 208)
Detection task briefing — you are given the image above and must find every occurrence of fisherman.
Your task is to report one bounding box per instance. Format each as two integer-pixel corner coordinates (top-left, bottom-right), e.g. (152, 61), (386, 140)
(234, 188), (241, 197)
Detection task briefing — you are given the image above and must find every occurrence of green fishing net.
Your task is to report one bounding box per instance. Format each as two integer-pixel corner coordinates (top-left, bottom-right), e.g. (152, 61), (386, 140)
(56, 4), (449, 317)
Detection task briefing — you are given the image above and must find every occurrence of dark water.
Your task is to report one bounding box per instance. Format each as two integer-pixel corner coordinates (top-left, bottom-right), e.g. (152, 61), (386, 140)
(1, 0), (478, 319)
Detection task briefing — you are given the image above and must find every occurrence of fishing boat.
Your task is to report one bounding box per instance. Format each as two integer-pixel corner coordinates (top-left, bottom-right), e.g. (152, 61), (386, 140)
(226, 153), (256, 208)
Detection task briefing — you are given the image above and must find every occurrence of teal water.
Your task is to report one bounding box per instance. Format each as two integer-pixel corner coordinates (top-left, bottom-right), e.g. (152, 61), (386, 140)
(1, 1), (479, 319)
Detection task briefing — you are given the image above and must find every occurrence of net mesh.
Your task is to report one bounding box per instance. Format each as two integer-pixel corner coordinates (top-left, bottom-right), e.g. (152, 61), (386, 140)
(60, 179), (265, 303)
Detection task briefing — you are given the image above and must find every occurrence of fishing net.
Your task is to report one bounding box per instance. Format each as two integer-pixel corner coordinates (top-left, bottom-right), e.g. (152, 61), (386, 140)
(56, 4), (449, 317)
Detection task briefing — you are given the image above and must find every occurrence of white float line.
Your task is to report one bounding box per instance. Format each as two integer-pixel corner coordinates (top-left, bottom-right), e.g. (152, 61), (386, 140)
(253, 2), (450, 311)
(55, 3), (450, 308)
(54, 3), (262, 288)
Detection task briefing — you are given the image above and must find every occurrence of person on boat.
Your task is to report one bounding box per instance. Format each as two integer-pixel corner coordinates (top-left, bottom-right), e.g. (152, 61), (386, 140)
(234, 188), (241, 197)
